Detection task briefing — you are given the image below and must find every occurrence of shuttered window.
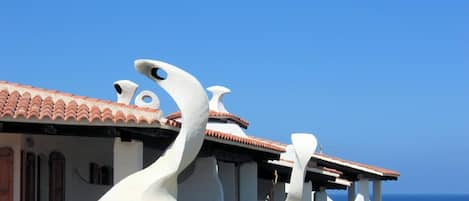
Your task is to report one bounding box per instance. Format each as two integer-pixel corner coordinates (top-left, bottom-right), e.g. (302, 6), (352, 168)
(49, 152), (65, 201)
(0, 147), (13, 201)
(22, 152), (36, 201)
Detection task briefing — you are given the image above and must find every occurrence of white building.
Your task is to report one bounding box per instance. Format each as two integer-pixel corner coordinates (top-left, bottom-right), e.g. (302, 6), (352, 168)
(0, 78), (399, 201)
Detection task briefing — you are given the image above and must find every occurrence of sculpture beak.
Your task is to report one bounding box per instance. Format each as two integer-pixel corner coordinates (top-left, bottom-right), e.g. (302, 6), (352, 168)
(134, 59), (152, 75)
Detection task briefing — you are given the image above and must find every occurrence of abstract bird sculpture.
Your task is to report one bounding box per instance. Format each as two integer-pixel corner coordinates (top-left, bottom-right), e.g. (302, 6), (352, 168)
(285, 133), (318, 201)
(99, 59), (209, 201)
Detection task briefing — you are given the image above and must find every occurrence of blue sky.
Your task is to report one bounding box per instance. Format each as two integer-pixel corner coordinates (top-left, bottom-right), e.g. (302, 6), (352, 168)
(1, 0), (468, 194)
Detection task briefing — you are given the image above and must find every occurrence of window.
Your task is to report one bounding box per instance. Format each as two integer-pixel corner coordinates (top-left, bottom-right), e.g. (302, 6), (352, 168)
(0, 147), (14, 201)
(49, 152), (65, 201)
(22, 152), (36, 201)
(89, 163), (113, 185)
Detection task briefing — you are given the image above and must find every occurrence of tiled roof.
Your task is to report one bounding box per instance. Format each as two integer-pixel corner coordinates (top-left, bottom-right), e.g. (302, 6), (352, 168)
(320, 166), (344, 175)
(0, 80), (400, 177)
(165, 119), (284, 152)
(0, 81), (283, 153)
(167, 111), (250, 129)
(0, 81), (162, 126)
(205, 129), (285, 152)
(245, 137), (400, 178)
(313, 153), (400, 178)
(276, 159), (343, 176)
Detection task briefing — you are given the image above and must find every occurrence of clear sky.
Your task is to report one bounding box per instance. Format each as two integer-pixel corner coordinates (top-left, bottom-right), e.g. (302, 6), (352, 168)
(1, 0), (468, 194)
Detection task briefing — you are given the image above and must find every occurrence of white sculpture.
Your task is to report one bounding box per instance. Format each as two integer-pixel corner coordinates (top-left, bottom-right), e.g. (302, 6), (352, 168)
(99, 59), (209, 201)
(285, 133), (318, 201)
(114, 80), (160, 108)
(114, 80), (139, 105)
(354, 194), (365, 201)
(205, 85), (247, 137)
(207, 85), (231, 113)
(135, 90), (160, 108)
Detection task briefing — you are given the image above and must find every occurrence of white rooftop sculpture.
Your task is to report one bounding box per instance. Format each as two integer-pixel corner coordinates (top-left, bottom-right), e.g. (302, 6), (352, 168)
(206, 85), (247, 137)
(100, 59), (209, 201)
(114, 80), (160, 109)
(114, 80), (138, 105)
(284, 133), (318, 201)
(135, 90), (160, 109)
(207, 85), (231, 113)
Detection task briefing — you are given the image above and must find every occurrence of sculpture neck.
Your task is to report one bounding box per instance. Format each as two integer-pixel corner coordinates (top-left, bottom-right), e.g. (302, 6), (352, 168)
(147, 86), (209, 175)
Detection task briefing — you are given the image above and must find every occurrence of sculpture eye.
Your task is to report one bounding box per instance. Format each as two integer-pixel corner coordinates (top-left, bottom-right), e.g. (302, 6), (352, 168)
(114, 84), (122, 94)
(151, 67), (167, 80)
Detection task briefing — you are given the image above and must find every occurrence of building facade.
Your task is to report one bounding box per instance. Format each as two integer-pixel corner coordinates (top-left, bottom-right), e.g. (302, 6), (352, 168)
(0, 63), (399, 201)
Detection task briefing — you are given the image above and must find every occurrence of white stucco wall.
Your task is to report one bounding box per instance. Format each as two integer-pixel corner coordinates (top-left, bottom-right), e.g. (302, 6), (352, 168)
(356, 179), (370, 201)
(218, 162), (238, 201)
(22, 134), (114, 201)
(178, 157), (224, 201)
(0, 133), (23, 201)
(113, 138), (143, 183)
(302, 181), (312, 201)
(372, 180), (382, 201)
(239, 162), (258, 201)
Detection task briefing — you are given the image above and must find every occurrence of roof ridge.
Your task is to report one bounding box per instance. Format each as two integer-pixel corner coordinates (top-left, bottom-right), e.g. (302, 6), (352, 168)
(166, 110), (250, 128)
(0, 80), (158, 113)
(0, 80), (162, 126)
(248, 135), (288, 147)
(205, 129), (285, 152)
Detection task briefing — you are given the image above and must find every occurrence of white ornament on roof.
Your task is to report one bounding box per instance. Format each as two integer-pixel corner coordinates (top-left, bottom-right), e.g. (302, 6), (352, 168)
(114, 80), (138, 105)
(113, 80), (160, 109)
(135, 90), (160, 109)
(284, 133), (318, 201)
(207, 85), (231, 113)
(205, 85), (247, 136)
(100, 59), (209, 201)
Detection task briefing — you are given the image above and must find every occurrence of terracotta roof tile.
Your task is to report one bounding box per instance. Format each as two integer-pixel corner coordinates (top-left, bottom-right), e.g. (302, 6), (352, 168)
(53, 99), (66, 120)
(164, 119), (283, 152)
(0, 81), (162, 126)
(28, 95), (42, 119)
(114, 111), (126, 123)
(14, 92), (31, 118)
(64, 100), (78, 121)
(205, 129), (285, 152)
(243, 137), (399, 178)
(166, 119), (181, 128)
(167, 110), (250, 129)
(125, 114), (138, 124)
(102, 108), (114, 122)
(0, 80), (400, 177)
